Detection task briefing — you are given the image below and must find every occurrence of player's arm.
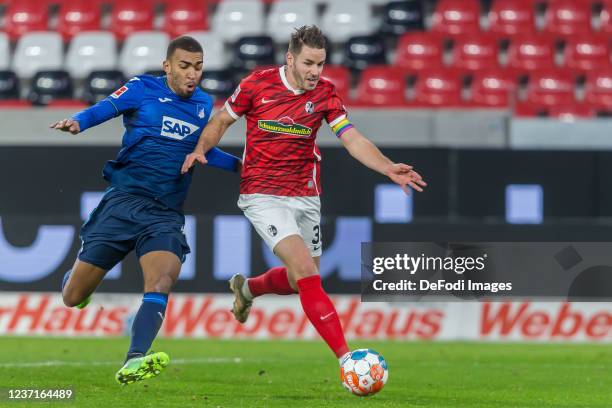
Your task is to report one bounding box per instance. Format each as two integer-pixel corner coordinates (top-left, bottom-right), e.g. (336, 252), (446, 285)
(49, 79), (143, 134)
(203, 146), (241, 173)
(181, 107), (237, 174)
(339, 127), (427, 195)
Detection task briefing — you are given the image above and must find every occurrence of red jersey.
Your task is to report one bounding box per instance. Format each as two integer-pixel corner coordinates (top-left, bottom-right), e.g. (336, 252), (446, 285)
(224, 66), (350, 196)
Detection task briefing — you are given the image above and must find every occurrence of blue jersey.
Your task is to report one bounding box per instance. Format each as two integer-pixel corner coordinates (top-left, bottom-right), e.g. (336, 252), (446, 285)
(73, 75), (238, 211)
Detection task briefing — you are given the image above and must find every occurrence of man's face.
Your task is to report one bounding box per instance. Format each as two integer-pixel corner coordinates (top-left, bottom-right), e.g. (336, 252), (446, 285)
(164, 49), (203, 97)
(287, 45), (326, 91)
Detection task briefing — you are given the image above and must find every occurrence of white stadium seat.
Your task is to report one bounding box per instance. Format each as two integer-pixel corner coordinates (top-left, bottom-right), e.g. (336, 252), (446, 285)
(185, 31), (228, 70)
(12, 32), (63, 78)
(320, 0), (375, 43)
(119, 32), (169, 78)
(267, 0), (318, 43)
(0, 33), (10, 70)
(212, 0), (265, 43)
(65, 32), (117, 80)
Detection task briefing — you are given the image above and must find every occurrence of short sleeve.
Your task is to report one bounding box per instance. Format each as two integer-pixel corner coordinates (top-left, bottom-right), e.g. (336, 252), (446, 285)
(104, 77), (146, 113)
(224, 74), (256, 119)
(324, 86), (349, 126)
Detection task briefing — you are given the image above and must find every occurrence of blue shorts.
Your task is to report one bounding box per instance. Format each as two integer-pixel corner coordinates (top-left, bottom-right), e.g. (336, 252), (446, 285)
(78, 188), (189, 270)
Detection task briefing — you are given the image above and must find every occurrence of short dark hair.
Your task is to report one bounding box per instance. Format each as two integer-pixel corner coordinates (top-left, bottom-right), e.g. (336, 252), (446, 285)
(166, 36), (203, 59)
(288, 25), (326, 55)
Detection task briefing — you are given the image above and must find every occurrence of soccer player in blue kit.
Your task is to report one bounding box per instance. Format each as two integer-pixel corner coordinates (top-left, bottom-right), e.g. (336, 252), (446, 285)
(50, 36), (241, 385)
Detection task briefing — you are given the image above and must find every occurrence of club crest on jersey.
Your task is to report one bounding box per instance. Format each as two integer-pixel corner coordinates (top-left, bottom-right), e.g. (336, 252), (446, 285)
(305, 101), (315, 114)
(258, 116), (312, 137)
(110, 86), (128, 99)
(197, 104), (205, 119)
(161, 116), (200, 140)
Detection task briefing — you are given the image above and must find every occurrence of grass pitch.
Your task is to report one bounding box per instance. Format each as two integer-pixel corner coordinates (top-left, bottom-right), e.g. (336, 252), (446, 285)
(0, 337), (610, 407)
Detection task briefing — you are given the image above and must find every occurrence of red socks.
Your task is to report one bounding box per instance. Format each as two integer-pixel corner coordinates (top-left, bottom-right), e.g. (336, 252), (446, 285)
(297, 275), (349, 358)
(247, 267), (296, 297)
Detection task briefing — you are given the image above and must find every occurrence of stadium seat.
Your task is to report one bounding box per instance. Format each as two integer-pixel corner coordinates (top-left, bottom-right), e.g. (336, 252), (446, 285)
(0, 70), (20, 100)
(57, 0), (101, 41)
(267, 0), (318, 43)
(65, 32), (117, 80)
(544, 0), (592, 39)
(0, 33), (9, 70)
(507, 35), (556, 77)
(83, 70), (125, 104)
(488, 0), (536, 40)
(380, 0), (425, 36)
(12, 32), (63, 79)
(600, 1), (612, 35)
(212, 0), (265, 43)
(412, 68), (463, 107)
(185, 31), (228, 70)
(321, 0), (375, 43)
(343, 35), (387, 71)
(452, 35), (500, 73)
(524, 69), (576, 109)
(199, 69), (236, 100)
(394, 32), (443, 74)
(470, 69), (517, 107)
(119, 32), (169, 78)
(4, 0), (49, 41)
(232, 36), (276, 71)
(28, 70), (74, 106)
(564, 35), (611, 75)
(320, 65), (351, 101)
(548, 103), (596, 120)
(109, 0), (154, 41)
(584, 70), (612, 112)
(356, 66), (407, 106)
(162, 0), (208, 38)
(431, 0), (481, 38)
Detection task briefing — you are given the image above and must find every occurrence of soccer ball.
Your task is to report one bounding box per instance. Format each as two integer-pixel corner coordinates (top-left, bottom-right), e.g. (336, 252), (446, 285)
(340, 349), (388, 397)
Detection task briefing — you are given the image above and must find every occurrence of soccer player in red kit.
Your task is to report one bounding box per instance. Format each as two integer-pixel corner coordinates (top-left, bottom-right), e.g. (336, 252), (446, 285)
(182, 26), (427, 364)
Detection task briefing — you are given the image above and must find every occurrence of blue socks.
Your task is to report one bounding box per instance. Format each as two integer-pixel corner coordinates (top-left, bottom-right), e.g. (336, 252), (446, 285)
(126, 292), (168, 362)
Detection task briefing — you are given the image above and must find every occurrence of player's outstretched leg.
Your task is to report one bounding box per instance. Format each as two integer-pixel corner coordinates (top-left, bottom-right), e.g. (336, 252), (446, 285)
(229, 267), (296, 323)
(275, 236), (350, 363)
(115, 251), (179, 385)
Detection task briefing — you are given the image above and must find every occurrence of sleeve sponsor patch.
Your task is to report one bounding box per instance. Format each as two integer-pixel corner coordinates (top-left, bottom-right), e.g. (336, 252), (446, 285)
(110, 86), (128, 99)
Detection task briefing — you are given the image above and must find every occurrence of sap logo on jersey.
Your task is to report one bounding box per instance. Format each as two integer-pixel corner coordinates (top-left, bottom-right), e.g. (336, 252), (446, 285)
(161, 116), (200, 140)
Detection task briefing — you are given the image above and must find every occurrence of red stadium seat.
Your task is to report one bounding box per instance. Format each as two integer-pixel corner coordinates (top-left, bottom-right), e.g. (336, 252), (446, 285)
(356, 66), (407, 106)
(488, 0), (536, 40)
(57, 0), (101, 41)
(564, 35), (611, 75)
(452, 35), (500, 73)
(471, 69), (517, 107)
(395, 32), (443, 74)
(109, 0), (154, 40)
(412, 68), (463, 107)
(162, 0), (208, 38)
(548, 103), (596, 120)
(321, 65), (351, 101)
(543, 0), (592, 39)
(432, 0), (481, 38)
(0, 100), (32, 108)
(4, 0), (49, 41)
(585, 70), (612, 111)
(507, 35), (556, 76)
(525, 69), (576, 109)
